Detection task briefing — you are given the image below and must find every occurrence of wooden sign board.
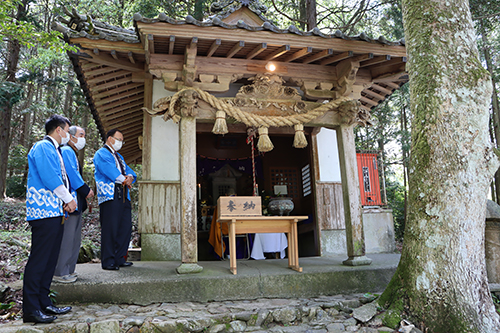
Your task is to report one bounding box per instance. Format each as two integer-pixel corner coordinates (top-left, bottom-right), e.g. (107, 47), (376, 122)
(217, 196), (262, 218)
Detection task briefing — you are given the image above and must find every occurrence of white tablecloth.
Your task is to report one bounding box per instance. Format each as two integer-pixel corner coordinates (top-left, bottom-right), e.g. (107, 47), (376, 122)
(250, 233), (288, 260)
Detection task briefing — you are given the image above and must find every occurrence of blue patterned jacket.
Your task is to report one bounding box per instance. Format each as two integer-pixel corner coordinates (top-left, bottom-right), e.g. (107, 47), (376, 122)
(26, 139), (65, 221)
(93, 146), (137, 205)
(61, 145), (91, 214)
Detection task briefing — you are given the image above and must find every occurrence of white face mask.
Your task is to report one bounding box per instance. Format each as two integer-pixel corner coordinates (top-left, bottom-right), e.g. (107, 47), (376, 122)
(59, 128), (70, 145)
(112, 139), (123, 151)
(74, 137), (86, 150)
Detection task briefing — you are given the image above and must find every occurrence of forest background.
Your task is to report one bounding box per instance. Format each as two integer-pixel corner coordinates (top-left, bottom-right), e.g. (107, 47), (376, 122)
(1, 0), (500, 327)
(1, 0), (500, 240)
(0, 0), (498, 252)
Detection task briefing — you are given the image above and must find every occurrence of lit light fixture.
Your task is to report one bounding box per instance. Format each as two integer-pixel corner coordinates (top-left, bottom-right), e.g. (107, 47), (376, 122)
(265, 62), (276, 72)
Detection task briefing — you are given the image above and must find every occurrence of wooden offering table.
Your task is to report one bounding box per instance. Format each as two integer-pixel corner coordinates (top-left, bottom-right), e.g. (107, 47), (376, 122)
(217, 196), (307, 275)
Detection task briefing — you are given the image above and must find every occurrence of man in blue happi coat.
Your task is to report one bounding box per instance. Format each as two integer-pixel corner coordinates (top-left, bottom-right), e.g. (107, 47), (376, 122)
(94, 128), (136, 270)
(24, 114), (77, 323)
(54, 125), (94, 283)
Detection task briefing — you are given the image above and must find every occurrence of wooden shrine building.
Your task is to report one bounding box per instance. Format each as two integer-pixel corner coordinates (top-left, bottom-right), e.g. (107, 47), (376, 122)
(53, 0), (407, 273)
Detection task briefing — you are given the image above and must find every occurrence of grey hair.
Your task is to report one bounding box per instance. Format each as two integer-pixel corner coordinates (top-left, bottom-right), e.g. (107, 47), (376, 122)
(69, 125), (82, 136)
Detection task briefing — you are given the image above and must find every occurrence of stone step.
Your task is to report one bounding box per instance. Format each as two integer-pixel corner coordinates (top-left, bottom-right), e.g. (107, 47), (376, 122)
(51, 253), (401, 305)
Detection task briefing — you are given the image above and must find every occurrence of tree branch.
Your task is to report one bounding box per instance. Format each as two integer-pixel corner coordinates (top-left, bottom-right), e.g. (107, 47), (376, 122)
(270, 0), (307, 25)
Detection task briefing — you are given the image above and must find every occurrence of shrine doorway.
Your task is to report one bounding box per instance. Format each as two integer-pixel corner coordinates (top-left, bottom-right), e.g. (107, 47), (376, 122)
(195, 123), (319, 261)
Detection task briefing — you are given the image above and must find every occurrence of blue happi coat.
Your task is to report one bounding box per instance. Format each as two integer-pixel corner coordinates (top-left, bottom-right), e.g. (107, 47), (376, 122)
(93, 146), (136, 205)
(26, 139), (65, 221)
(61, 146), (83, 210)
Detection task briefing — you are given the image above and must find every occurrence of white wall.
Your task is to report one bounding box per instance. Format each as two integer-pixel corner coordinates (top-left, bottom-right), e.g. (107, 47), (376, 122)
(316, 128), (341, 182)
(150, 80), (179, 181)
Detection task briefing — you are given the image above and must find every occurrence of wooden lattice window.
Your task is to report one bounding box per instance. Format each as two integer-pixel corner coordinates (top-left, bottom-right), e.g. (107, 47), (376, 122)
(269, 167), (301, 199)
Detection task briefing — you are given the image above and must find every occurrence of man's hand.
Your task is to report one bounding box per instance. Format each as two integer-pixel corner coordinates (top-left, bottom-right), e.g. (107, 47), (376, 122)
(87, 189), (94, 198)
(123, 176), (133, 189)
(64, 200), (77, 213)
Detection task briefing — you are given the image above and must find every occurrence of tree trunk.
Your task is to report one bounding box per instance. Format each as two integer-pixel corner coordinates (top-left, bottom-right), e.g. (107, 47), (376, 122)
(194, 0), (204, 21)
(305, 0), (316, 30)
(479, 22), (500, 205)
(299, 0), (306, 30)
(379, 0), (500, 332)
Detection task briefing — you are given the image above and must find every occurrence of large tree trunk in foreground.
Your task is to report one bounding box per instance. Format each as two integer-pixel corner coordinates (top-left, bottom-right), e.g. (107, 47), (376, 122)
(379, 0), (500, 332)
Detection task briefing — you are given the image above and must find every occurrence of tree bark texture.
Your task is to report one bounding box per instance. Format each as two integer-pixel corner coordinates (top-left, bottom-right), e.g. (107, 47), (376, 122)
(379, 0), (500, 332)
(306, 0), (317, 30)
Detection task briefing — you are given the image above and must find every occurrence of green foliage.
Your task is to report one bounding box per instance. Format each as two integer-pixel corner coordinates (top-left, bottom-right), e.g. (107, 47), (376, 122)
(385, 174), (405, 240)
(0, 82), (24, 107)
(0, 302), (15, 310)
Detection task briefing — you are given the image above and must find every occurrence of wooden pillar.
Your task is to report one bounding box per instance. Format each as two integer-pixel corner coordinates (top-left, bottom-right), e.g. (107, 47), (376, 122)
(142, 74), (153, 180)
(177, 116), (203, 274)
(336, 124), (372, 266)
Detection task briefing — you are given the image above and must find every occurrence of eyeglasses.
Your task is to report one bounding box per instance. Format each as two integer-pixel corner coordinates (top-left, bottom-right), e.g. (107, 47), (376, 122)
(113, 136), (125, 145)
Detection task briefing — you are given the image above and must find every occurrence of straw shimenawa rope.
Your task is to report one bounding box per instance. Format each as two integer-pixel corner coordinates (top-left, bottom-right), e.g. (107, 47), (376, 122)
(167, 87), (353, 128)
(144, 87), (359, 151)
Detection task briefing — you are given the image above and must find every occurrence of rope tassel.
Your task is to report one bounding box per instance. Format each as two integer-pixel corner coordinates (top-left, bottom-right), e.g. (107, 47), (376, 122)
(212, 110), (228, 135)
(293, 124), (307, 148)
(257, 126), (274, 152)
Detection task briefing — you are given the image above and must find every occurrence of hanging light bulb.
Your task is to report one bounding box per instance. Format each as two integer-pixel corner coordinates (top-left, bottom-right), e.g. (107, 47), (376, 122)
(265, 62), (276, 72)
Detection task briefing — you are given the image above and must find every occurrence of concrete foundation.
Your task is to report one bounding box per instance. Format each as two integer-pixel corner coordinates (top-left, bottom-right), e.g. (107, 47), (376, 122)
(52, 253), (400, 305)
(321, 230), (347, 256)
(363, 208), (395, 253)
(320, 208), (395, 256)
(141, 233), (181, 261)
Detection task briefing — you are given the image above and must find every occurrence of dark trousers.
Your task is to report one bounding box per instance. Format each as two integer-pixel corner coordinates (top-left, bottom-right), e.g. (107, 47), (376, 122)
(99, 185), (132, 268)
(23, 216), (64, 313)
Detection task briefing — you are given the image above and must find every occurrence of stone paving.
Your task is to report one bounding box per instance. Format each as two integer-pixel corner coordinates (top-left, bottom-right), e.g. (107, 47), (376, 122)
(1, 293), (402, 333)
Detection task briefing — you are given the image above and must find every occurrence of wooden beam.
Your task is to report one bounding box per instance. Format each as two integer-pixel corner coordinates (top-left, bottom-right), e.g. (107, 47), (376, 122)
(384, 82), (401, 89)
(80, 49), (144, 72)
(95, 88), (144, 107)
(282, 47), (312, 62)
(101, 112), (144, 126)
(110, 50), (118, 60)
(246, 43), (267, 60)
(87, 70), (131, 85)
(303, 49), (333, 64)
(226, 40), (245, 58)
(355, 53), (374, 62)
(100, 100), (144, 115)
(360, 55), (391, 68)
(190, 37), (198, 49)
(148, 34), (155, 54)
(81, 61), (102, 71)
(207, 38), (221, 57)
(89, 77), (136, 92)
(99, 95), (145, 111)
(360, 96), (379, 106)
(364, 89), (386, 100)
(169, 35), (175, 55)
(360, 104), (371, 112)
(181, 56), (338, 82)
(128, 51), (135, 64)
(371, 83), (393, 95)
(101, 106), (143, 121)
(84, 67), (122, 79)
(136, 22), (407, 57)
(92, 83), (143, 99)
(264, 45), (290, 61)
(320, 51), (353, 66)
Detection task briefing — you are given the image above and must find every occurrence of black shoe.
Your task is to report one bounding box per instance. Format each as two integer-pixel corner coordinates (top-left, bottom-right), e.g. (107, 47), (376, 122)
(45, 305), (72, 315)
(102, 265), (119, 270)
(119, 262), (133, 267)
(23, 310), (56, 323)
